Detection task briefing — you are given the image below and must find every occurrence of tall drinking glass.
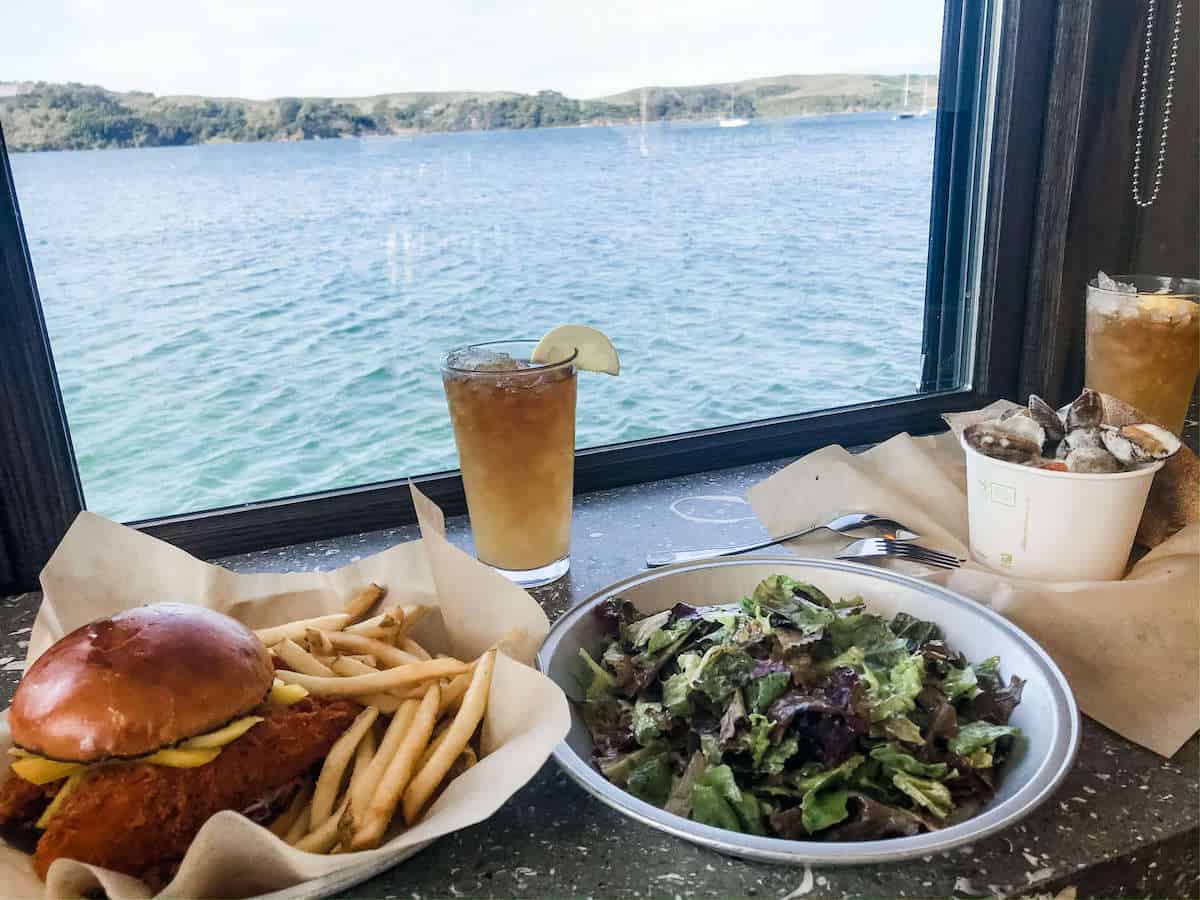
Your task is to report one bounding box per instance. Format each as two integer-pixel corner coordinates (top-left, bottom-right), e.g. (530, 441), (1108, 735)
(441, 340), (577, 587)
(1085, 274), (1200, 435)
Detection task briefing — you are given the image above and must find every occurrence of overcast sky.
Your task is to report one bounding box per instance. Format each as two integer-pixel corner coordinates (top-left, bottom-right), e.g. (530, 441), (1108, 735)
(6, 1), (944, 100)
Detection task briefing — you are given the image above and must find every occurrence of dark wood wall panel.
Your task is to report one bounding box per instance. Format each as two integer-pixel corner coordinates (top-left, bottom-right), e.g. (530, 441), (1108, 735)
(1022, 0), (1199, 406)
(1132, 0), (1199, 276)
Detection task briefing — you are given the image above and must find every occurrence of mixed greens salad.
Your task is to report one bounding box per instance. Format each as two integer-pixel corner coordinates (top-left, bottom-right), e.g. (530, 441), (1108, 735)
(578, 576), (1025, 841)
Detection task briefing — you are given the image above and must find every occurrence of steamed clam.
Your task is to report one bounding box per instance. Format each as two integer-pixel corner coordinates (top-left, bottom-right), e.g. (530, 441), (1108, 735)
(1061, 427), (1103, 453)
(1028, 395), (1066, 444)
(995, 414), (1045, 449)
(1119, 424), (1181, 460)
(1064, 388), (1104, 431)
(1065, 446), (1121, 474)
(964, 389), (1182, 474)
(963, 422), (1041, 464)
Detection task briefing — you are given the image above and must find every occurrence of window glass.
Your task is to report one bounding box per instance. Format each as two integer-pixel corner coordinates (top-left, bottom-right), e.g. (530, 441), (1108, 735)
(4, 1), (947, 521)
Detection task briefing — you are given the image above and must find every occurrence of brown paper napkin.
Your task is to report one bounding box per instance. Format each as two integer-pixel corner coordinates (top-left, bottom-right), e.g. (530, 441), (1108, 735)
(747, 431), (1199, 758)
(0, 485), (570, 900)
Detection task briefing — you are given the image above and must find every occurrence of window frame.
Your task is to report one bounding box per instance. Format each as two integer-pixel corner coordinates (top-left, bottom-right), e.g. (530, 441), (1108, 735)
(0, 0), (1058, 591)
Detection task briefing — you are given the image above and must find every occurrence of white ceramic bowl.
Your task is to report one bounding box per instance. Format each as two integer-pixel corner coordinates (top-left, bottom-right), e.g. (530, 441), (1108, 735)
(537, 557), (1080, 865)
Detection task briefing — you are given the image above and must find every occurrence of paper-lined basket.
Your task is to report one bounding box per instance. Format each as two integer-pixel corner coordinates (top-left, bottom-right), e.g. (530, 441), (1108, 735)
(0, 486), (570, 900)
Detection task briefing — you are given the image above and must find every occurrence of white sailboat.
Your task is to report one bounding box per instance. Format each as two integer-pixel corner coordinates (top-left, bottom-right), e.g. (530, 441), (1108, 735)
(894, 73), (915, 120)
(918, 77), (932, 117)
(719, 85), (749, 128)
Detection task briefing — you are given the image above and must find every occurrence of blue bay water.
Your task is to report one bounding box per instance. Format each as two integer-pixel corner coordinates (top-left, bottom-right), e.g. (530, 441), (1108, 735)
(10, 113), (935, 521)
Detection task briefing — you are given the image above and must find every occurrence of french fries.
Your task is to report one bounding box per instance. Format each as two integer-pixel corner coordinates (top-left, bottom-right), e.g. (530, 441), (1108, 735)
(402, 650), (495, 825)
(400, 638), (431, 661)
(344, 606), (404, 636)
(274, 657), (468, 696)
(330, 656), (378, 678)
(255, 613), (351, 647)
(311, 706), (379, 829)
(314, 630), (422, 667)
(350, 698), (419, 821)
(284, 800), (312, 844)
(351, 683), (441, 850)
(342, 583), (386, 622)
(269, 782), (313, 839)
(295, 794), (350, 853)
(330, 657), (410, 711)
(439, 670), (473, 715)
(275, 638), (336, 677)
(255, 586), (494, 859)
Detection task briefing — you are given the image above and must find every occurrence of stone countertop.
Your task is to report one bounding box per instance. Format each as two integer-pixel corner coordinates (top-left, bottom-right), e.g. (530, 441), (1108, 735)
(1, 459), (1197, 899)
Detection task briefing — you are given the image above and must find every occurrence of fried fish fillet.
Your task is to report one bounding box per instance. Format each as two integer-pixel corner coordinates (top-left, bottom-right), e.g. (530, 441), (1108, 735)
(0, 696), (360, 882)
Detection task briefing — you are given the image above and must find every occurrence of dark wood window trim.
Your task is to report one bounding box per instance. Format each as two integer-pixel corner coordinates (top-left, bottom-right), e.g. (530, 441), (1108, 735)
(0, 126), (85, 590)
(0, 0), (1059, 590)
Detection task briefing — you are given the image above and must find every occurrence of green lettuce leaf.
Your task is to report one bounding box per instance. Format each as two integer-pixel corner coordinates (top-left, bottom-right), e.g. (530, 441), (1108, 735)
(734, 791), (769, 835)
(785, 755), (864, 833)
(815, 644), (866, 674)
(831, 613), (912, 669)
(848, 756), (896, 799)
(688, 764), (767, 834)
(746, 671), (792, 714)
(974, 656), (1001, 681)
(889, 611), (942, 650)
(647, 619), (697, 656)
(867, 653), (926, 722)
(700, 732), (723, 765)
(759, 734), (799, 776)
(941, 664), (980, 701)
(622, 610), (671, 648)
(693, 645), (754, 703)
(578, 647), (615, 700)
(598, 743), (663, 787)
(632, 699), (671, 746)
(869, 744), (951, 780)
(883, 716), (925, 745)
(949, 721), (1021, 756)
(750, 576), (835, 633)
(661, 651), (703, 716)
(802, 787), (851, 833)
(697, 764), (742, 804)
(828, 612), (891, 653)
(691, 784), (742, 831)
(626, 750), (673, 806)
(965, 747), (994, 769)
(690, 764), (745, 831)
(789, 753), (864, 795)
(747, 713), (773, 767)
(892, 771), (954, 819)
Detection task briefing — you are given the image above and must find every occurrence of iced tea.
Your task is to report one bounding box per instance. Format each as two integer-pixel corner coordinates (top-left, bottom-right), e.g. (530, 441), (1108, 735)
(1085, 275), (1199, 434)
(442, 341), (577, 586)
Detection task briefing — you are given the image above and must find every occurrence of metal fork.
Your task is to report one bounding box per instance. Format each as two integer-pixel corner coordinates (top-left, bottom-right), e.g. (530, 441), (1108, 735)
(836, 537), (964, 570)
(644, 512), (920, 568)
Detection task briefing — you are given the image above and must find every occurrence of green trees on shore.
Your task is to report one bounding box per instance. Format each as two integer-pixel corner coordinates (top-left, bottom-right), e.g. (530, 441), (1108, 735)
(0, 76), (937, 152)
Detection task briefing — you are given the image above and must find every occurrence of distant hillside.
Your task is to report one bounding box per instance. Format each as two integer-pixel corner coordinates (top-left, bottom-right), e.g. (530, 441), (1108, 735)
(0, 74), (938, 152)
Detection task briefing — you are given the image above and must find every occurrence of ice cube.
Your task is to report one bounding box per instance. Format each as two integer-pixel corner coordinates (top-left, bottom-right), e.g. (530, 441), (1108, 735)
(1096, 270), (1137, 294)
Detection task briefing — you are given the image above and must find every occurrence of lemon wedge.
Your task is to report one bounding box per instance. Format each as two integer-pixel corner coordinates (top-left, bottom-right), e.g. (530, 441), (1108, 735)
(531, 324), (620, 375)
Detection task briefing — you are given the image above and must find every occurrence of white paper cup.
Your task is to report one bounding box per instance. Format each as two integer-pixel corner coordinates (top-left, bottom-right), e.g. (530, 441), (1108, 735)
(961, 435), (1163, 581)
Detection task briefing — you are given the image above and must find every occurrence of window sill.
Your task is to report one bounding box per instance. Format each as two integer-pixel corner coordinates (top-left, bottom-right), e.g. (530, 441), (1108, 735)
(0, 454), (1196, 898)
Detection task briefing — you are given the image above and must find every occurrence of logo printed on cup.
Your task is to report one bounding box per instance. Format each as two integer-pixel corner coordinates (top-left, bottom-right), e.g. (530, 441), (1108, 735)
(983, 480), (1017, 507)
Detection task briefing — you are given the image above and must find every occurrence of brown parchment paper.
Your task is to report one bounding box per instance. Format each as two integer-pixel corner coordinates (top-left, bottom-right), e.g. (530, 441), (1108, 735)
(0, 485), (570, 900)
(747, 430), (1199, 759)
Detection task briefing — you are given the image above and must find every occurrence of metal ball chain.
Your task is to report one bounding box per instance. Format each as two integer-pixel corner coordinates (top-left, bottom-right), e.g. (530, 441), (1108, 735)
(1131, 0), (1182, 208)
